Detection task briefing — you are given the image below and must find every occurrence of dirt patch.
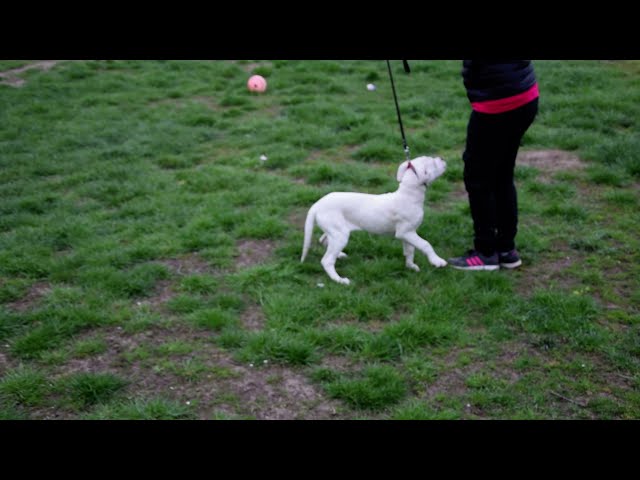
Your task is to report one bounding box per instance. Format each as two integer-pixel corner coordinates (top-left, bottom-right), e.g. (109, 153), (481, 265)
(0, 350), (10, 376)
(6, 281), (51, 312)
(0, 61), (59, 87)
(135, 254), (220, 309)
(337, 144), (362, 159)
(512, 248), (584, 297)
(148, 96), (222, 111)
(38, 324), (344, 420)
(518, 149), (585, 182)
(421, 342), (543, 417)
(227, 363), (342, 420)
(191, 96), (220, 111)
(543, 352), (634, 420)
(493, 340), (545, 382)
(158, 253), (215, 276)
(325, 319), (387, 333)
(288, 208), (308, 229)
(136, 280), (174, 310)
(236, 61), (273, 74)
(438, 149), (586, 208)
(320, 354), (362, 373)
(449, 182), (468, 202)
(423, 347), (479, 399)
(235, 239), (276, 269)
(420, 340), (634, 419)
(240, 303), (266, 331)
(306, 150), (327, 162)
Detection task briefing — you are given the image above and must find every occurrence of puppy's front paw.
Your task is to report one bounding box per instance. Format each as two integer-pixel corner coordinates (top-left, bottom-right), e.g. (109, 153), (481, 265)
(335, 277), (351, 285)
(406, 263), (420, 272)
(431, 257), (447, 268)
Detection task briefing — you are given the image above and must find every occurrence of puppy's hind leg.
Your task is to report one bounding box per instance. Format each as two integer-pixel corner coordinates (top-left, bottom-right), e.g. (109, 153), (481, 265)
(403, 241), (420, 272)
(321, 232), (351, 285)
(320, 232), (347, 259)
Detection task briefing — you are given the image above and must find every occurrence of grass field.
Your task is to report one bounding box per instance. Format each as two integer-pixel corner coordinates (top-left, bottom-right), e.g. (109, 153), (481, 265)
(0, 60), (638, 419)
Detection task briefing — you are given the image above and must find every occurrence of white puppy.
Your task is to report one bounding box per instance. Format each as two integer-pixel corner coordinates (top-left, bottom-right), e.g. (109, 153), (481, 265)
(300, 156), (447, 285)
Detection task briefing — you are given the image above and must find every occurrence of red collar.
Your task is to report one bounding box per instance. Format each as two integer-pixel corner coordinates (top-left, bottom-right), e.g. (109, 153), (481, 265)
(407, 161), (419, 178)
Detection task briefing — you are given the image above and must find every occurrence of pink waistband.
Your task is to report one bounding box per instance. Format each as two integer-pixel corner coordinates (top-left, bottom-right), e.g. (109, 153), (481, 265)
(471, 83), (539, 114)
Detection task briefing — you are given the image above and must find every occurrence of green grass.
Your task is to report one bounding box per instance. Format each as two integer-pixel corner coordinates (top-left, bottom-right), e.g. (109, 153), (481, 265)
(73, 336), (109, 357)
(324, 365), (408, 410)
(61, 373), (128, 408)
(1, 60), (639, 419)
(83, 398), (196, 420)
(390, 400), (460, 420)
(0, 366), (50, 407)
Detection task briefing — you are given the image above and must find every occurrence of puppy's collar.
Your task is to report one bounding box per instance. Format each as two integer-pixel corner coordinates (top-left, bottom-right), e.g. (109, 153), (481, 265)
(407, 161), (419, 179)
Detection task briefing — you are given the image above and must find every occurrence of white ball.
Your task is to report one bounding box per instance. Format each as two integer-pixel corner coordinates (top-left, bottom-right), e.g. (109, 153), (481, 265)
(366, 83), (376, 91)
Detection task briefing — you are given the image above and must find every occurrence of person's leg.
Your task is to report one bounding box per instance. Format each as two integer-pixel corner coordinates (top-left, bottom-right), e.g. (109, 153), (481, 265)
(451, 99), (538, 271)
(449, 110), (502, 270)
(462, 110), (501, 257)
(494, 99), (539, 254)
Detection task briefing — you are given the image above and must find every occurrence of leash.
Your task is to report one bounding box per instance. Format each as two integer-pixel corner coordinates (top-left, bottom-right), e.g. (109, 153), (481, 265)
(386, 60), (411, 161)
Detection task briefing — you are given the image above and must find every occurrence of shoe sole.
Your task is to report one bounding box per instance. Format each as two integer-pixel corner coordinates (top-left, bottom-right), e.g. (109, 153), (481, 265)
(451, 265), (500, 271)
(499, 260), (522, 269)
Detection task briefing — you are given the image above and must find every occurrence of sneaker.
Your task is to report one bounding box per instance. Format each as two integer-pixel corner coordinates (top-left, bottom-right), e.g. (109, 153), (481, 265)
(448, 250), (499, 271)
(499, 249), (522, 269)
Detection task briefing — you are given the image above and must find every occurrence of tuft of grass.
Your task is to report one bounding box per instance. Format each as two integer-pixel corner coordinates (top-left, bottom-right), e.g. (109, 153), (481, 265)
(325, 365), (407, 410)
(403, 355), (438, 384)
(165, 358), (216, 382)
(73, 336), (109, 357)
(238, 331), (318, 365)
(0, 405), (29, 420)
(382, 316), (461, 353)
(155, 341), (195, 357)
(0, 278), (32, 303)
(0, 366), (50, 407)
(187, 308), (237, 331)
(61, 373), (128, 408)
(390, 400), (460, 420)
(166, 294), (207, 314)
(10, 306), (108, 359)
(178, 275), (219, 294)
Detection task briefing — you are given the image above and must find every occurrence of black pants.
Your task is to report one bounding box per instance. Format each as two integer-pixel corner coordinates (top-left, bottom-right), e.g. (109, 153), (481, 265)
(463, 98), (538, 256)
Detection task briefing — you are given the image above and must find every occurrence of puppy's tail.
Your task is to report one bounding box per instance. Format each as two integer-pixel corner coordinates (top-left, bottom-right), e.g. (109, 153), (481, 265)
(300, 206), (316, 263)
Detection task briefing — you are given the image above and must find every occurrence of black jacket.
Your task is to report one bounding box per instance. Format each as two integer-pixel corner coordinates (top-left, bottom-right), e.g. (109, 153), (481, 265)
(462, 61), (536, 102)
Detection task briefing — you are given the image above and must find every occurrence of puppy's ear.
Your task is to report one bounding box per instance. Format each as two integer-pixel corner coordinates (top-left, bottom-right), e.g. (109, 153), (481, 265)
(396, 161), (409, 182)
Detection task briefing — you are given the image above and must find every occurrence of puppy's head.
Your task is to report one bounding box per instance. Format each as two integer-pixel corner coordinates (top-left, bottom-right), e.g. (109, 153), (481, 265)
(396, 156), (446, 185)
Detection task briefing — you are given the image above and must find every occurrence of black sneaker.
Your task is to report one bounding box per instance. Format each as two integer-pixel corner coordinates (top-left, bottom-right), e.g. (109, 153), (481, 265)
(499, 249), (522, 269)
(448, 250), (499, 271)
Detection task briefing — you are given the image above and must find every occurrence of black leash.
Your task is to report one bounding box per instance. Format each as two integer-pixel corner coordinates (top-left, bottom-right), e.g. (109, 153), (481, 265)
(386, 60), (411, 160)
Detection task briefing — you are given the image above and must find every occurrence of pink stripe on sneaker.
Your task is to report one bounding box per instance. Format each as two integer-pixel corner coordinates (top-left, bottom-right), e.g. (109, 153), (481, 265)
(467, 256), (484, 267)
